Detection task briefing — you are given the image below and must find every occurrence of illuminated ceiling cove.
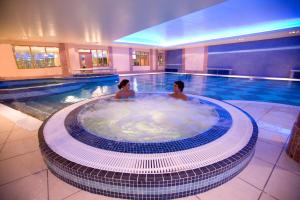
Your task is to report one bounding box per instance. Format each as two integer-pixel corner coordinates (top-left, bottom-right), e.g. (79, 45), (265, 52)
(115, 0), (300, 47)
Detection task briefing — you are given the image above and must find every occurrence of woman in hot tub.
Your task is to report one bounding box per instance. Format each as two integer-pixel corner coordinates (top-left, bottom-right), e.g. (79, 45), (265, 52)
(169, 80), (188, 101)
(115, 79), (135, 99)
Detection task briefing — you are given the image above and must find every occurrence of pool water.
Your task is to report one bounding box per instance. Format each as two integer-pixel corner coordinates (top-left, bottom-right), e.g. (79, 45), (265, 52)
(4, 73), (300, 120)
(78, 95), (218, 143)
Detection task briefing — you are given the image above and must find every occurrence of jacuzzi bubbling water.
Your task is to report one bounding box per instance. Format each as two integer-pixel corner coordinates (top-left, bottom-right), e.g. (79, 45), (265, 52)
(78, 95), (219, 143)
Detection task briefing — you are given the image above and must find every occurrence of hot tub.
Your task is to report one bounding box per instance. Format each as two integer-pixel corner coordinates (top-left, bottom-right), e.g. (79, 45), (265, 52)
(39, 93), (257, 199)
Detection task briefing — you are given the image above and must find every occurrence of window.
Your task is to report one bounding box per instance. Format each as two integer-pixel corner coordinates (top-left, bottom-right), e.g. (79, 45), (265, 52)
(14, 46), (32, 69)
(13, 46), (60, 69)
(92, 50), (98, 67)
(132, 51), (149, 66)
(83, 49), (109, 67)
(157, 51), (165, 66)
(31, 47), (47, 68)
(101, 50), (108, 66)
(78, 49), (90, 53)
(46, 47), (60, 67)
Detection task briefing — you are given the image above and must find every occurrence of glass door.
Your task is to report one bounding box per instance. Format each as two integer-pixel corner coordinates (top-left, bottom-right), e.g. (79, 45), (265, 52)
(79, 53), (92, 68)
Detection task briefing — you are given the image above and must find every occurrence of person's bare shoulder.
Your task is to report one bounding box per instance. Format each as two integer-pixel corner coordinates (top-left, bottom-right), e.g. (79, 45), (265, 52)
(182, 94), (188, 101)
(115, 91), (122, 99)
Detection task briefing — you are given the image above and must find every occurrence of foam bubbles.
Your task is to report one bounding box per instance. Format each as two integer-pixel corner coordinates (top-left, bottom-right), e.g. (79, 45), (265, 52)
(78, 95), (218, 143)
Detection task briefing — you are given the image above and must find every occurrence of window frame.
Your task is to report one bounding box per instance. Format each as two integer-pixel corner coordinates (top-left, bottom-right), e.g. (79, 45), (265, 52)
(132, 50), (150, 66)
(80, 48), (110, 67)
(13, 46), (33, 69)
(157, 51), (165, 66)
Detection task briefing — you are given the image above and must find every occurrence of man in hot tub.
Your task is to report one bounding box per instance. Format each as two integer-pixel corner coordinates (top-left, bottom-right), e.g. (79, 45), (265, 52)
(169, 80), (188, 101)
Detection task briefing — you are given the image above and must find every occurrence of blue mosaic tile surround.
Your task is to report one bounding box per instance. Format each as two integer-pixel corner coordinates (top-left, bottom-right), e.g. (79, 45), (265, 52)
(0, 82), (85, 101)
(39, 97), (258, 199)
(0, 78), (64, 89)
(64, 94), (232, 154)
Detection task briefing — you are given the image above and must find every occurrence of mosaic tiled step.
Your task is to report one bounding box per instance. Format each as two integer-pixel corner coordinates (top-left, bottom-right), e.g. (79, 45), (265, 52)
(0, 82), (84, 101)
(39, 93), (258, 199)
(0, 75), (119, 101)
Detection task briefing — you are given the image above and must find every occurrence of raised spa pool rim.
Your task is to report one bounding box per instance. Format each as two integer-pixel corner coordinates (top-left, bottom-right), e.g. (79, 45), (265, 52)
(39, 94), (257, 199)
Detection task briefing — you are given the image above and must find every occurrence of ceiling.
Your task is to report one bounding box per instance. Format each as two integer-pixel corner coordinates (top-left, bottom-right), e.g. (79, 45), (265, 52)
(116, 0), (300, 47)
(0, 0), (224, 45)
(0, 0), (299, 48)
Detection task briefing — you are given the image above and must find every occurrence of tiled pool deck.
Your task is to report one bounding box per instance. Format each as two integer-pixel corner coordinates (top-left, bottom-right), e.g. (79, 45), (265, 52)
(0, 100), (299, 200)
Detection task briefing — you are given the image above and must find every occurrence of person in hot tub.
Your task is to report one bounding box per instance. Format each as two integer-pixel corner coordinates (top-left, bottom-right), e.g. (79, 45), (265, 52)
(169, 80), (188, 101)
(115, 79), (135, 99)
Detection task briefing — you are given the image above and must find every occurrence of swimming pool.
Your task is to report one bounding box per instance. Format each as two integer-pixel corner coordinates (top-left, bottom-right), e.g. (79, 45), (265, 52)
(2, 73), (300, 120)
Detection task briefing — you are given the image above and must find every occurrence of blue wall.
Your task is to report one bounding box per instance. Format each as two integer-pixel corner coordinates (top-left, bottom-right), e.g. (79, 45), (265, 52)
(165, 49), (183, 72)
(207, 36), (300, 78)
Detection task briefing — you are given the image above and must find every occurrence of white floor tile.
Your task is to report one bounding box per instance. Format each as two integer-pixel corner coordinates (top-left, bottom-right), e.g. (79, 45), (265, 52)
(197, 177), (261, 200)
(226, 100), (249, 109)
(242, 105), (273, 121)
(0, 115), (15, 133)
(266, 108), (298, 121)
(14, 116), (42, 131)
(0, 150), (46, 185)
(257, 128), (288, 146)
(0, 97), (298, 200)
(64, 190), (119, 200)
(48, 170), (80, 200)
(259, 111), (296, 130)
(239, 157), (274, 190)
(259, 193), (277, 200)
(264, 167), (300, 200)
(270, 106), (300, 118)
(244, 102), (274, 110)
(0, 170), (47, 200)
(254, 140), (283, 164)
(0, 143), (3, 151)
(0, 136), (39, 160)
(257, 121), (291, 136)
(6, 126), (38, 142)
(0, 103), (42, 131)
(0, 131), (10, 144)
(276, 150), (300, 176)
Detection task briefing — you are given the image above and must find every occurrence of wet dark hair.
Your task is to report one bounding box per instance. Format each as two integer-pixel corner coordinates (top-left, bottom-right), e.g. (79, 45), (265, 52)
(174, 80), (184, 92)
(118, 79), (129, 90)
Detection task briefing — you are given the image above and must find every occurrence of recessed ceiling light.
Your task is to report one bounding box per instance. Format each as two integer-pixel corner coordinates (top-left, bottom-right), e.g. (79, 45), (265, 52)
(289, 31), (297, 34)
